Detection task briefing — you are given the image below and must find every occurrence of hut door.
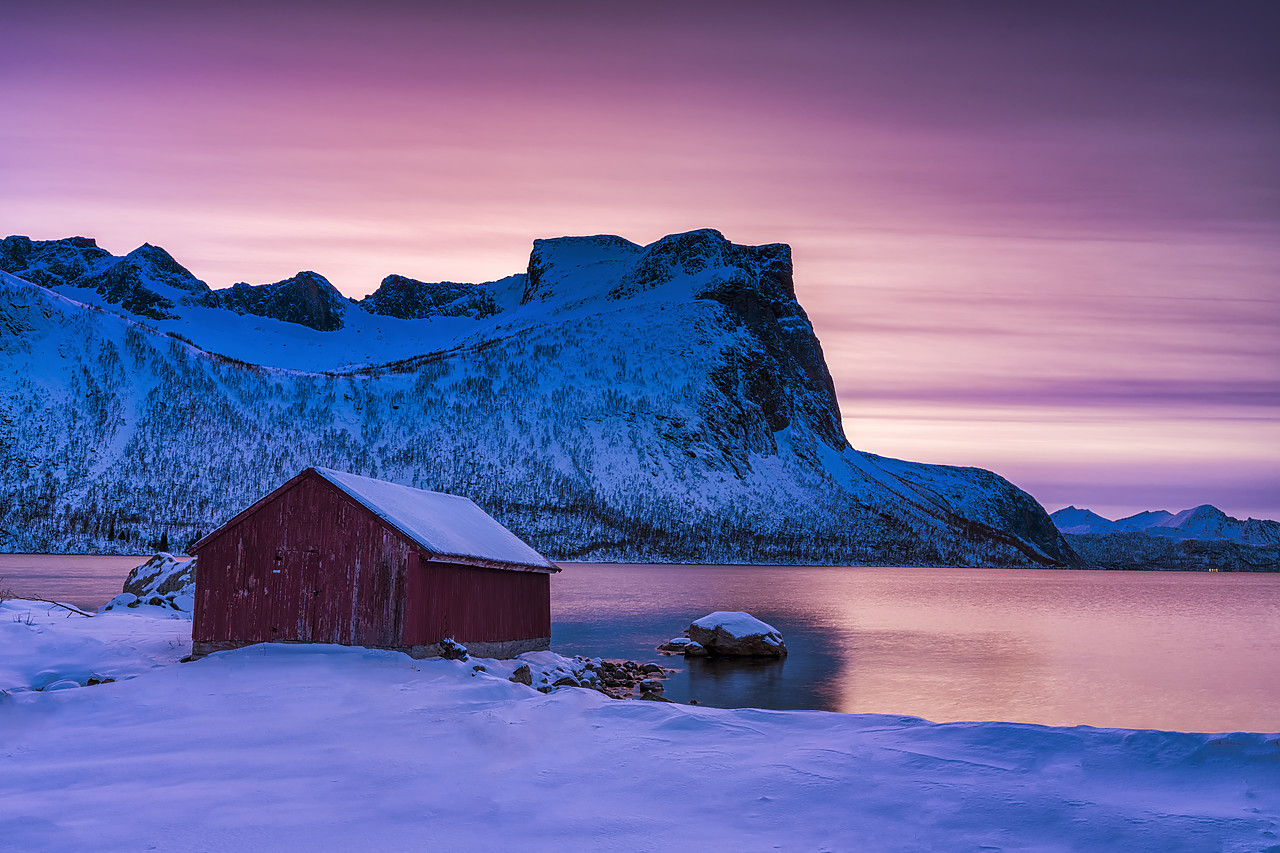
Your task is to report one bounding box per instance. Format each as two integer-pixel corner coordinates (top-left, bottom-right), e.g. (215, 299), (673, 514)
(272, 548), (319, 643)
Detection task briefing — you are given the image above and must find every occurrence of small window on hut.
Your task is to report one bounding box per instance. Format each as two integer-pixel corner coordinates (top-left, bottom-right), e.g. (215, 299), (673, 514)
(273, 553), (283, 574)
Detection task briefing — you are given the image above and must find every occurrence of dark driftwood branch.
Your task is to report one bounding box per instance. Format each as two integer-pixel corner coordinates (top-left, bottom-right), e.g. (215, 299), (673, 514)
(28, 598), (95, 618)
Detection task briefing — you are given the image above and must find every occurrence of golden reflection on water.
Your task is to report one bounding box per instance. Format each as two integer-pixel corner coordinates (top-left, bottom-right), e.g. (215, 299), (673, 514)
(556, 564), (1280, 732)
(819, 568), (1279, 731)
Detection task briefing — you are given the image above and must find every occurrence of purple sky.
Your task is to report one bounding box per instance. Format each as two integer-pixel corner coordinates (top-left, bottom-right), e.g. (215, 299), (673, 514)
(4, 1), (1278, 520)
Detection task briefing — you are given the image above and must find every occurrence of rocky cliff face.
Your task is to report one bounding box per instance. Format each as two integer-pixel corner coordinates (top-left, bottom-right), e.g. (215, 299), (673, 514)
(0, 230), (1078, 566)
(0, 236), (112, 287)
(361, 275), (502, 319)
(211, 271), (349, 331)
(0, 237), (209, 320)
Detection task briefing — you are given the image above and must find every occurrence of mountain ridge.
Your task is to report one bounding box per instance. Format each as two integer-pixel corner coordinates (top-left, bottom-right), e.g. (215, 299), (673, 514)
(1051, 504), (1280, 546)
(1050, 505), (1278, 571)
(0, 229), (1079, 566)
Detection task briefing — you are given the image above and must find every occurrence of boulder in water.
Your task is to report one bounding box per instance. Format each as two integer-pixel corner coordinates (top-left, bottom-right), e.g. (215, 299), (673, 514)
(686, 611), (786, 657)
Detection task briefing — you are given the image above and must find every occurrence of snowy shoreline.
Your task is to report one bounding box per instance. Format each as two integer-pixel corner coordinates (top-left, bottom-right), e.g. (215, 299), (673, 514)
(3, 600), (1278, 850)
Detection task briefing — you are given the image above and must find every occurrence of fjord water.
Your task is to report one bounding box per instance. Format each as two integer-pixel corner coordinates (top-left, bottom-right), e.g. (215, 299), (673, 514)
(6, 556), (1277, 732)
(552, 563), (1280, 732)
(1, 554), (149, 606)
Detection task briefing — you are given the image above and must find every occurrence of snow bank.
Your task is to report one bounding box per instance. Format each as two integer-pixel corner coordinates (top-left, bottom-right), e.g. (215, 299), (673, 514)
(0, 598), (191, 693)
(1, 638), (1276, 852)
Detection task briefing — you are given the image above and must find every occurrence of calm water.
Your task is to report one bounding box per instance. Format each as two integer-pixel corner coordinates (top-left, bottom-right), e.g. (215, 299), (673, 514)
(0, 554), (148, 606)
(551, 563), (1280, 732)
(5, 555), (1278, 732)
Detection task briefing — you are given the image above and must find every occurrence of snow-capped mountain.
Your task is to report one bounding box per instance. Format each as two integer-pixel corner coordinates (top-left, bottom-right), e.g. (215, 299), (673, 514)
(1051, 505), (1279, 571)
(1044, 506), (1115, 536)
(0, 230), (1079, 566)
(1051, 505), (1280, 546)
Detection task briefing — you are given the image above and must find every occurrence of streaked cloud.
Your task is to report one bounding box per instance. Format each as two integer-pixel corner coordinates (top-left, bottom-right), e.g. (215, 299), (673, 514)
(2, 0), (1276, 517)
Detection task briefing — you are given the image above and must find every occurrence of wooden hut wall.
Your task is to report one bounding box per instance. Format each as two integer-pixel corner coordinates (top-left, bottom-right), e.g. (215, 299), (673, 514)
(402, 556), (551, 646)
(193, 473), (413, 649)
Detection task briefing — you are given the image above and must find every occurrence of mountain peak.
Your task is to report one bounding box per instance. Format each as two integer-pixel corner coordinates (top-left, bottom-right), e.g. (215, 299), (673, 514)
(1057, 502), (1280, 553)
(115, 244), (210, 296)
(215, 271), (348, 331)
(1049, 506), (1115, 534)
(362, 274), (501, 320)
(520, 228), (794, 308)
(522, 234), (643, 304)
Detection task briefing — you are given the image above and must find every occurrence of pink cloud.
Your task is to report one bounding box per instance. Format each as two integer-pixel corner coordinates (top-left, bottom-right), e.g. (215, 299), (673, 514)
(3, 1), (1276, 518)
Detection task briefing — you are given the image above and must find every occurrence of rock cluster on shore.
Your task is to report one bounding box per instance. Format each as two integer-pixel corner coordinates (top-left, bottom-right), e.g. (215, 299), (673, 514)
(486, 652), (673, 700)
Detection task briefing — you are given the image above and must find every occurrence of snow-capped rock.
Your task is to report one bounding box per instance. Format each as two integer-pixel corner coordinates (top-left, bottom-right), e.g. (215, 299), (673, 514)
(116, 553), (197, 611)
(686, 611), (787, 657)
(657, 637), (707, 656)
(103, 593), (140, 610)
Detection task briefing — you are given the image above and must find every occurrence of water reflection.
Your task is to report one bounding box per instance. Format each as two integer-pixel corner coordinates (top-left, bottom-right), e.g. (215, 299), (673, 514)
(0, 554), (145, 606)
(837, 628), (1048, 726)
(685, 656), (789, 710)
(552, 563), (1280, 731)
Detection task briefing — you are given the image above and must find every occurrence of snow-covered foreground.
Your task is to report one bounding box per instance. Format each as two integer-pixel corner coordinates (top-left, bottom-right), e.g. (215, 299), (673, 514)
(0, 599), (191, 692)
(2, 603), (1278, 852)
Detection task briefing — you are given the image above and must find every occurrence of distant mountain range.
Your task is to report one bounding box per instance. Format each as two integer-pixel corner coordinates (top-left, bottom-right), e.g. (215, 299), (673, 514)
(1052, 505), (1280, 546)
(1051, 506), (1279, 571)
(0, 229), (1084, 567)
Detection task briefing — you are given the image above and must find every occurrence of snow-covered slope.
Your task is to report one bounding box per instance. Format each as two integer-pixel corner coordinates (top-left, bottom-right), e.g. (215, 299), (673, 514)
(0, 231), (1078, 566)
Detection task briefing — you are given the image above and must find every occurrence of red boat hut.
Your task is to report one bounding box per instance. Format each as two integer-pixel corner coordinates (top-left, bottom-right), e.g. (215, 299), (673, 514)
(191, 467), (559, 659)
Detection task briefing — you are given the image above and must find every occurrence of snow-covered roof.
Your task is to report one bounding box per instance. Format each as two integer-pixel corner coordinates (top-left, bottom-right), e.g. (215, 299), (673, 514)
(313, 468), (557, 572)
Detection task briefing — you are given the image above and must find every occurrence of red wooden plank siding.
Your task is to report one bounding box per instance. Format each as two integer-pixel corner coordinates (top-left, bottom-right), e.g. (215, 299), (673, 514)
(402, 556), (550, 645)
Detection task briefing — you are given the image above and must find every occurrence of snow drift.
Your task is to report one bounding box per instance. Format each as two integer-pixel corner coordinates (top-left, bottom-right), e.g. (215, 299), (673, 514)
(0, 606), (1276, 852)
